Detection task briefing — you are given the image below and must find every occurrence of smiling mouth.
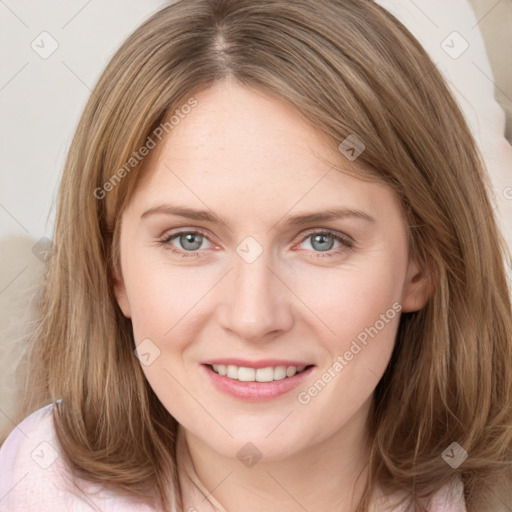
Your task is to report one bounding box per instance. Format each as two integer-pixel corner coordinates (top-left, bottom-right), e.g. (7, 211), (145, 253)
(206, 363), (314, 382)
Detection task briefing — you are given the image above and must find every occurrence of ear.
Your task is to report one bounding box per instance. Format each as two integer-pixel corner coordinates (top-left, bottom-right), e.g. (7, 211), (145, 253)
(401, 256), (435, 313)
(112, 266), (132, 319)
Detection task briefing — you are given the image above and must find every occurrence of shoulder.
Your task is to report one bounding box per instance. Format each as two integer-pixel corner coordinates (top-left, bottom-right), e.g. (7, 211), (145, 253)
(371, 477), (467, 511)
(428, 477), (466, 511)
(0, 402), (70, 511)
(0, 402), (156, 511)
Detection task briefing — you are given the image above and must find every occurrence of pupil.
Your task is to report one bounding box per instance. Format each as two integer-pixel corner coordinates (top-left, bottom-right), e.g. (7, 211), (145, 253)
(312, 234), (333, 252)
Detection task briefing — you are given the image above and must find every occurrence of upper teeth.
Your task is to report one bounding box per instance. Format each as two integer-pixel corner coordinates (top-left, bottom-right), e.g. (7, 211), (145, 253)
(212, 364), (307, 382)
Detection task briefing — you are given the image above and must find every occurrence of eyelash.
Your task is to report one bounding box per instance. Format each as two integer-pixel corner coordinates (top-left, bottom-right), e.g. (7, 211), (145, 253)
(157, 228), (354, 258)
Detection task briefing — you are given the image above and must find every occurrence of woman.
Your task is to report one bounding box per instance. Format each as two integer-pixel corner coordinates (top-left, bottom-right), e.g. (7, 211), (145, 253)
(1, 1), (511, 510)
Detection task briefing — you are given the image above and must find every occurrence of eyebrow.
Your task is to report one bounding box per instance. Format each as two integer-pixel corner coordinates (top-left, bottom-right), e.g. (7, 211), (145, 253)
(140, 203), (376, 226)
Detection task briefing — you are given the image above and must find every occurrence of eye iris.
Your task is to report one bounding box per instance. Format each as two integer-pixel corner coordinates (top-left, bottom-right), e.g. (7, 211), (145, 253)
(311, 233), (334, 252)
(180, 233), (203, 251)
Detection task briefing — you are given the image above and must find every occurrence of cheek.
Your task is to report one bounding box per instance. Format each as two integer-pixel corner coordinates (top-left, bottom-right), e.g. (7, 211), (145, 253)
(294, 258), (405, 347)
(123, 260), (206, 420)
(125, 259), (214, 342)
(292, 256), (405, 419)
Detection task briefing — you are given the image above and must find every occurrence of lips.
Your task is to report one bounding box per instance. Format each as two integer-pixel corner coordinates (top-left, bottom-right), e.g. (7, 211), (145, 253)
(201, 358), (316, 401)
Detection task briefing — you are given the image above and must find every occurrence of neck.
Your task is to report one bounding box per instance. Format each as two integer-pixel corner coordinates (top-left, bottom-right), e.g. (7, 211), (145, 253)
(177, 396), (374, 512)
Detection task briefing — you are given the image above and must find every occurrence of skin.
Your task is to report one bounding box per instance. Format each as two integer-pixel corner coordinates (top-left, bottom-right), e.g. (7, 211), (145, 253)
(113, 79), (431, 512)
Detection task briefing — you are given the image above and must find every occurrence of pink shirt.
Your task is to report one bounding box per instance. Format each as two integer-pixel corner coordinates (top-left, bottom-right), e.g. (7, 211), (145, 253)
(0, 403), (467, 511)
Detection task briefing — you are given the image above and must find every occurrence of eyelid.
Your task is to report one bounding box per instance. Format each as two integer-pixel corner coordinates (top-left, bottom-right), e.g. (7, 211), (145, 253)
(295, 227), (354, 247)
(158, 227), (215, 247)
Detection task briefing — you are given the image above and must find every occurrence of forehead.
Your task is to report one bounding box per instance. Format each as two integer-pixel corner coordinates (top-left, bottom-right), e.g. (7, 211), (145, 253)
(127, 81), (397, 220)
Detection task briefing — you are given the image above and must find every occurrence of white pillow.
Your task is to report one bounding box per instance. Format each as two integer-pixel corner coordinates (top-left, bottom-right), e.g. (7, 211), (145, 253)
(376, 0), (512, 277)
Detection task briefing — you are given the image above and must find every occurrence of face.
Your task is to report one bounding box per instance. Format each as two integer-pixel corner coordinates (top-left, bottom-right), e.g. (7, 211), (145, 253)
(113, 80), (430, 462)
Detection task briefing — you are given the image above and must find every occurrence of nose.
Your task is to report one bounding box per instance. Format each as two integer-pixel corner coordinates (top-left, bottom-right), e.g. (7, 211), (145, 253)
(217, 247), (294, 342)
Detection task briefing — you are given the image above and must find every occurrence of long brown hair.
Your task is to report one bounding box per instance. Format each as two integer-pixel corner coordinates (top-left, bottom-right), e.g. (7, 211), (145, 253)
(6, 0), (512, 510)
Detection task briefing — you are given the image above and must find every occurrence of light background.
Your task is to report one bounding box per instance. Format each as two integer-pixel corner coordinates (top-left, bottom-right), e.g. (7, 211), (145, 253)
(0, 0), (168, 241)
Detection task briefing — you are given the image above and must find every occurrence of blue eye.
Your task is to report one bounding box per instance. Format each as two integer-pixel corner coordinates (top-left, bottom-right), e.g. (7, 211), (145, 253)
(159, 229), (211, 257)
(173, 232), (205, 251)
(298, 230), (353, 257)
(158, 228), (353, 258)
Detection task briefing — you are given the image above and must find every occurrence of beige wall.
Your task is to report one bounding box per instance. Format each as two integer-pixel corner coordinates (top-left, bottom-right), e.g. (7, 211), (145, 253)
(468, 0), (512, 142)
